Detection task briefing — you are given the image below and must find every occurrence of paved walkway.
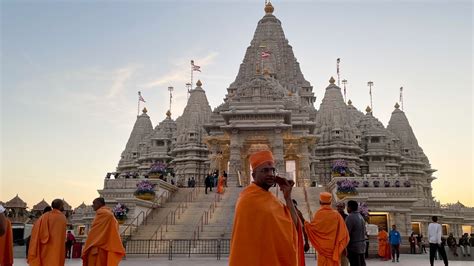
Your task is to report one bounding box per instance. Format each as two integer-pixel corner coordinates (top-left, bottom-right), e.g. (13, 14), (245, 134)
(11, 254), (474, 265)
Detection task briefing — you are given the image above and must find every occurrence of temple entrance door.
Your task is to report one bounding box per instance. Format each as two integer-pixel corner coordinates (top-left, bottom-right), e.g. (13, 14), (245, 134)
(285, 160), (296, 185)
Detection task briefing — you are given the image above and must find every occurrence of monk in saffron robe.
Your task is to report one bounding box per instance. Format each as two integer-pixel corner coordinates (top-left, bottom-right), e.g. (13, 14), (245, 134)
(28, 199), (67, 266)
(229, 150), (304, 266)
(82, 197), (125, 266)
(0, 210), (13, 266)
(304, 193), (350, 266)
(217, 175), (226, 194)
(378, 227), (391, 260)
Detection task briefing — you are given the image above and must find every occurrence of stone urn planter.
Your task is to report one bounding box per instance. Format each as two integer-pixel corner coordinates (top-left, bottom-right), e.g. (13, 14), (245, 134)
(116, 218), (126, 225)
(135, 192), (155, 201)
(336, 191), (358, 200)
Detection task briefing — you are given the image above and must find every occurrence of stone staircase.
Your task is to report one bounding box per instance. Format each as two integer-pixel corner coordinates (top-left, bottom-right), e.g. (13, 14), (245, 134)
(128, 184), (327, 241)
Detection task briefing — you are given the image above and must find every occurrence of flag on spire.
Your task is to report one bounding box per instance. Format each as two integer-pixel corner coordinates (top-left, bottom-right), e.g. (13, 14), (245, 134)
(399, 87), (403, 102)
(191, 60), (201, 72)
(261, 51), (271, 59)
(138, 91), (146, 102)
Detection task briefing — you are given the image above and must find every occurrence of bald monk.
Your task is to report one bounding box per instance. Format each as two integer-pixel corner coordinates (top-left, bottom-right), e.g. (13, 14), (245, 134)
(28, 199), (67, 266)
(0, 204), (13, 266)
(377, 227), (391, 260)
(229, 150), (304, 266)
(82, 197), (125, 266)
(304, 193), (349, 266)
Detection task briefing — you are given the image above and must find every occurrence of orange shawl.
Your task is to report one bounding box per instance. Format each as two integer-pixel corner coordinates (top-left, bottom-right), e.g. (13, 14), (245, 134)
(82, 207), (125, 266)
(304, 205), (349, 266)
(378, 230), (391, 259)
(27, 209), (67, 266)
(229, 183), (301, 266)
(0, 219), (13, 266)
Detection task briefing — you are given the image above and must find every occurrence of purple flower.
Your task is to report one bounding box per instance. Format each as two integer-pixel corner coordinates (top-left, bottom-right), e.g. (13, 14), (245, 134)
(134, 180), (156, 195)
(337, 179), (358, 193)
(113, 203), (129, 219)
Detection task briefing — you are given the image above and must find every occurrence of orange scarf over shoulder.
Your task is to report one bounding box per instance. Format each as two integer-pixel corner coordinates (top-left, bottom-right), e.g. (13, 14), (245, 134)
(0, 219), (13, 266)
(229, 183), (302, 266)
(28, 209), (67, 266)
(82, 207), (125, 266)
(304, 205), (349, 266)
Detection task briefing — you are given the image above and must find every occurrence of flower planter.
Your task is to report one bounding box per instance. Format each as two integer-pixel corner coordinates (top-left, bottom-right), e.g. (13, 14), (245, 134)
(117, 218), (126, 225)
(135, 193), (155, 201)
(336, 192), (358, 200)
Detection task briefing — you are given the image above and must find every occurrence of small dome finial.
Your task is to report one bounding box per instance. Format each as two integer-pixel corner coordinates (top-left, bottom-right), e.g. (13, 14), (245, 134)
(329, 76), (335, 84)
(196, 80), (202, 87)
(166, 110), (171, 118)
(394, 102), (400, 109)
(348, 99), (352, 105)
(264, 1), (274, 14)
(365, 106), (372, 113)
(142, 107), (148, 113)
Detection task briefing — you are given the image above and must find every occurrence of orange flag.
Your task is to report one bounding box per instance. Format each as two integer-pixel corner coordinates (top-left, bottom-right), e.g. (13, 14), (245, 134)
(28, 209), (67, 266)
(304, 205), (349, 266)
(82, 207), (125, 266)
(229, 183), (300, 266)
(0, 219), (13, 266)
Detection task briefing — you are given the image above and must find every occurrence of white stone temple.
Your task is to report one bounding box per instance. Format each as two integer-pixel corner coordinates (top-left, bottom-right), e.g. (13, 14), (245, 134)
(89, 1), (473, 248)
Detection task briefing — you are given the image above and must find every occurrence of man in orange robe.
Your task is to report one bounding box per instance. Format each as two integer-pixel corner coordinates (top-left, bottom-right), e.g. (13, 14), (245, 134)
(28, 199), (67, 266)
(377, 227), (391, 260)
(0, 205), (13, 266)
(217, 175), (226, 194)
(304, 193), (350, 266)
(82, 197), (125, 266)
(229, 150), (304, 266)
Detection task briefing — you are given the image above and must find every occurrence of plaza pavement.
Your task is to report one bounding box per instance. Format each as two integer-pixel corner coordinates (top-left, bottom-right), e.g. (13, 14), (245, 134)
(11, 254), (474, 265)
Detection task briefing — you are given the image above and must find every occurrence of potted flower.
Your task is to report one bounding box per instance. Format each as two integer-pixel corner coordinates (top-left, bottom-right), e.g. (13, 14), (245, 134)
(359, 202), (370, 222)
(384, 180), (391, 187)
(149, 161), (174, 179)
(134, 180), (156, 200)
(373, 180), (380, 187)
(112, 203), (129, 224)
(363, 180), (369, 187)
(336, 179), (358, 199)
(331, 159), (352, 177)
(394, 180), (401, 187)
(403, 180), (411, 187)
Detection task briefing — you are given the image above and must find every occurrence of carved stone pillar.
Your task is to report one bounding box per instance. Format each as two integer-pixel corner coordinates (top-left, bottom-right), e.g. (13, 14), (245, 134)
(228, 129), (241, 187)
(272, 129), (285, 176)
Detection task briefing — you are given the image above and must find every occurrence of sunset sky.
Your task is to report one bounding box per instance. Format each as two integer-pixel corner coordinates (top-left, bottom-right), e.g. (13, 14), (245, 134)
(1, 0), (472, 208)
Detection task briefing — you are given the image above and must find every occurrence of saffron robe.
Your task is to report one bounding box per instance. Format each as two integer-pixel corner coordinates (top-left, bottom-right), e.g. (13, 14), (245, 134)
(378, 230), (391, 260)
(229, 183), (303, 266)
(304, 205), (349, 266)
(82, 207), (125, 266)
(217, 176), (225, 194)
(0, 219), (13, 266)
(28, 209), (67, 266)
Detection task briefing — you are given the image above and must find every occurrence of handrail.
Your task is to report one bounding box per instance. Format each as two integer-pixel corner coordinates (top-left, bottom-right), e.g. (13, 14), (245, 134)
(192, 192), (221, 241)
(121, 210), (146, 241)
(150, 188), (197, 240)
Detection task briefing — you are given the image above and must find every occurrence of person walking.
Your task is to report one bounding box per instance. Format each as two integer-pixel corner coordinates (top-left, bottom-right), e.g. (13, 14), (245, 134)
(304, 193), (349, 266)
(0, 204), (13, 266)
(65, 231), (76, 259)
(389, 224), (401, 262)
(28, 199), (67, 266)
(204, 173), (213, 194)
(428, 216), (448, 266)
(377, 227), (391, 261)
(345, 200), (366, 266)
(82, 197), (125, 266)
(409, 232), (417, 254)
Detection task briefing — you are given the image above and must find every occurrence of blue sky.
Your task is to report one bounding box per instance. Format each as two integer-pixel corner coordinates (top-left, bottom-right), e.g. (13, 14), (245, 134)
(1, 0), (472, 208)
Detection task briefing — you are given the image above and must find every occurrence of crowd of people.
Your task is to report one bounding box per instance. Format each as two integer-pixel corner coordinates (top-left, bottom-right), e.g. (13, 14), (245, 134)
(0, 198), (125, 266)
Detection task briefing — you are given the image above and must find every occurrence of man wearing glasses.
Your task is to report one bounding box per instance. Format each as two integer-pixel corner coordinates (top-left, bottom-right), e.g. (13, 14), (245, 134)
(229, 150), (304, 266)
